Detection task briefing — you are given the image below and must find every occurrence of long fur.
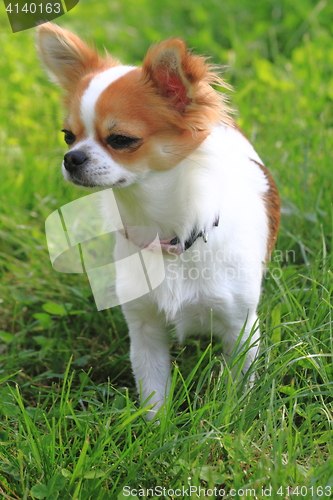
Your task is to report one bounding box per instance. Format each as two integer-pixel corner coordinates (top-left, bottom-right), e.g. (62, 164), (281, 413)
(37, 23), (280, 420)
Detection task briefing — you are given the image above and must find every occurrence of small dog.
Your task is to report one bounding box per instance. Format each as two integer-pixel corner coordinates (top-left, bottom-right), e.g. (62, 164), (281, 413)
(37, 23), (280, 419)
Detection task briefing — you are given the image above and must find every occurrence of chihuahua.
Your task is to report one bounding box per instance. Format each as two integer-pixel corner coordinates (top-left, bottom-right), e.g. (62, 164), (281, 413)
(37, 23), (280, 419)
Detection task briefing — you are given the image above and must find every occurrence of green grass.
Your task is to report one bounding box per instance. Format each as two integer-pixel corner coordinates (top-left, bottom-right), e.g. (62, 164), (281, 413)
(1, 0), (333, 498)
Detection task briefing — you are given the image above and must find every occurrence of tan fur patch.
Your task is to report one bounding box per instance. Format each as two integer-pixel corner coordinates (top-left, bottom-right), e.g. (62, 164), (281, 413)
(251, 159), (280, 261)
(142, 38), (233, 130)
(37, 23), (119, 91)
(94, 68), (210, 172)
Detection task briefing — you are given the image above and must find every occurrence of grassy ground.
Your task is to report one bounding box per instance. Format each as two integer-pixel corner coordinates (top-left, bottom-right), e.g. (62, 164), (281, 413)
(0, 0), (333, 498)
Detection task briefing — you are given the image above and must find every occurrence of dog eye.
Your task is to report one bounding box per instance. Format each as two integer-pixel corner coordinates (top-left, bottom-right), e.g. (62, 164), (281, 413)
(106, 134), (140, 150)
(62, 129), (76, 145)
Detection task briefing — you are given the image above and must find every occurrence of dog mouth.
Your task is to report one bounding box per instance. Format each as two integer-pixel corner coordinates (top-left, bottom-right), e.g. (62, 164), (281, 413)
(62, 156), (131, 188)
(70, 177), (96, 188)
(65, 172), (128, 189)
(64, 171), (96, 188)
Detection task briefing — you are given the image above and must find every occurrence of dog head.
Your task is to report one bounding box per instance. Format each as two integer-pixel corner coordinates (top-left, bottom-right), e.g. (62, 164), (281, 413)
(37, 23), (230, 188)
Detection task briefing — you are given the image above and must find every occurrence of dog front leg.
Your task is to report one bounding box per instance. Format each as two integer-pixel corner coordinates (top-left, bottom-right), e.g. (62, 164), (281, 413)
(128, 320), (171, 420)
(221, 313), (260, 387)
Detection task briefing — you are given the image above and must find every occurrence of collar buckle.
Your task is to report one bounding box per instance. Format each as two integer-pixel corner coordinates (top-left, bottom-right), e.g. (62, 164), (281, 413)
(201, 228), (209, 243)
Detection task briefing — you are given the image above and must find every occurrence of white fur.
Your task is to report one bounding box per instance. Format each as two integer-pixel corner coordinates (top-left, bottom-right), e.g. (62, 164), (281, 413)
(81, 66), (134, 136)
(99, 125), (270, 418)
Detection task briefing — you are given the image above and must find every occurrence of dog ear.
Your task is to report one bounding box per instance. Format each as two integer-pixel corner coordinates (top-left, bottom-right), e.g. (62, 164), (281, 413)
(37, 23), (117, 89)
(142, 38), (211, 113)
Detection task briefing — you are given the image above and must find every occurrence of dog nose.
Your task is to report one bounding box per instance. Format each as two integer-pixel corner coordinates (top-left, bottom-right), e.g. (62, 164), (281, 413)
(63, 151), (88, 172)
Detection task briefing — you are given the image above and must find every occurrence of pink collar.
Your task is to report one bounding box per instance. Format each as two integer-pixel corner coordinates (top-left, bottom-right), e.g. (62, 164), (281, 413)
(122, 216), (219, 255)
